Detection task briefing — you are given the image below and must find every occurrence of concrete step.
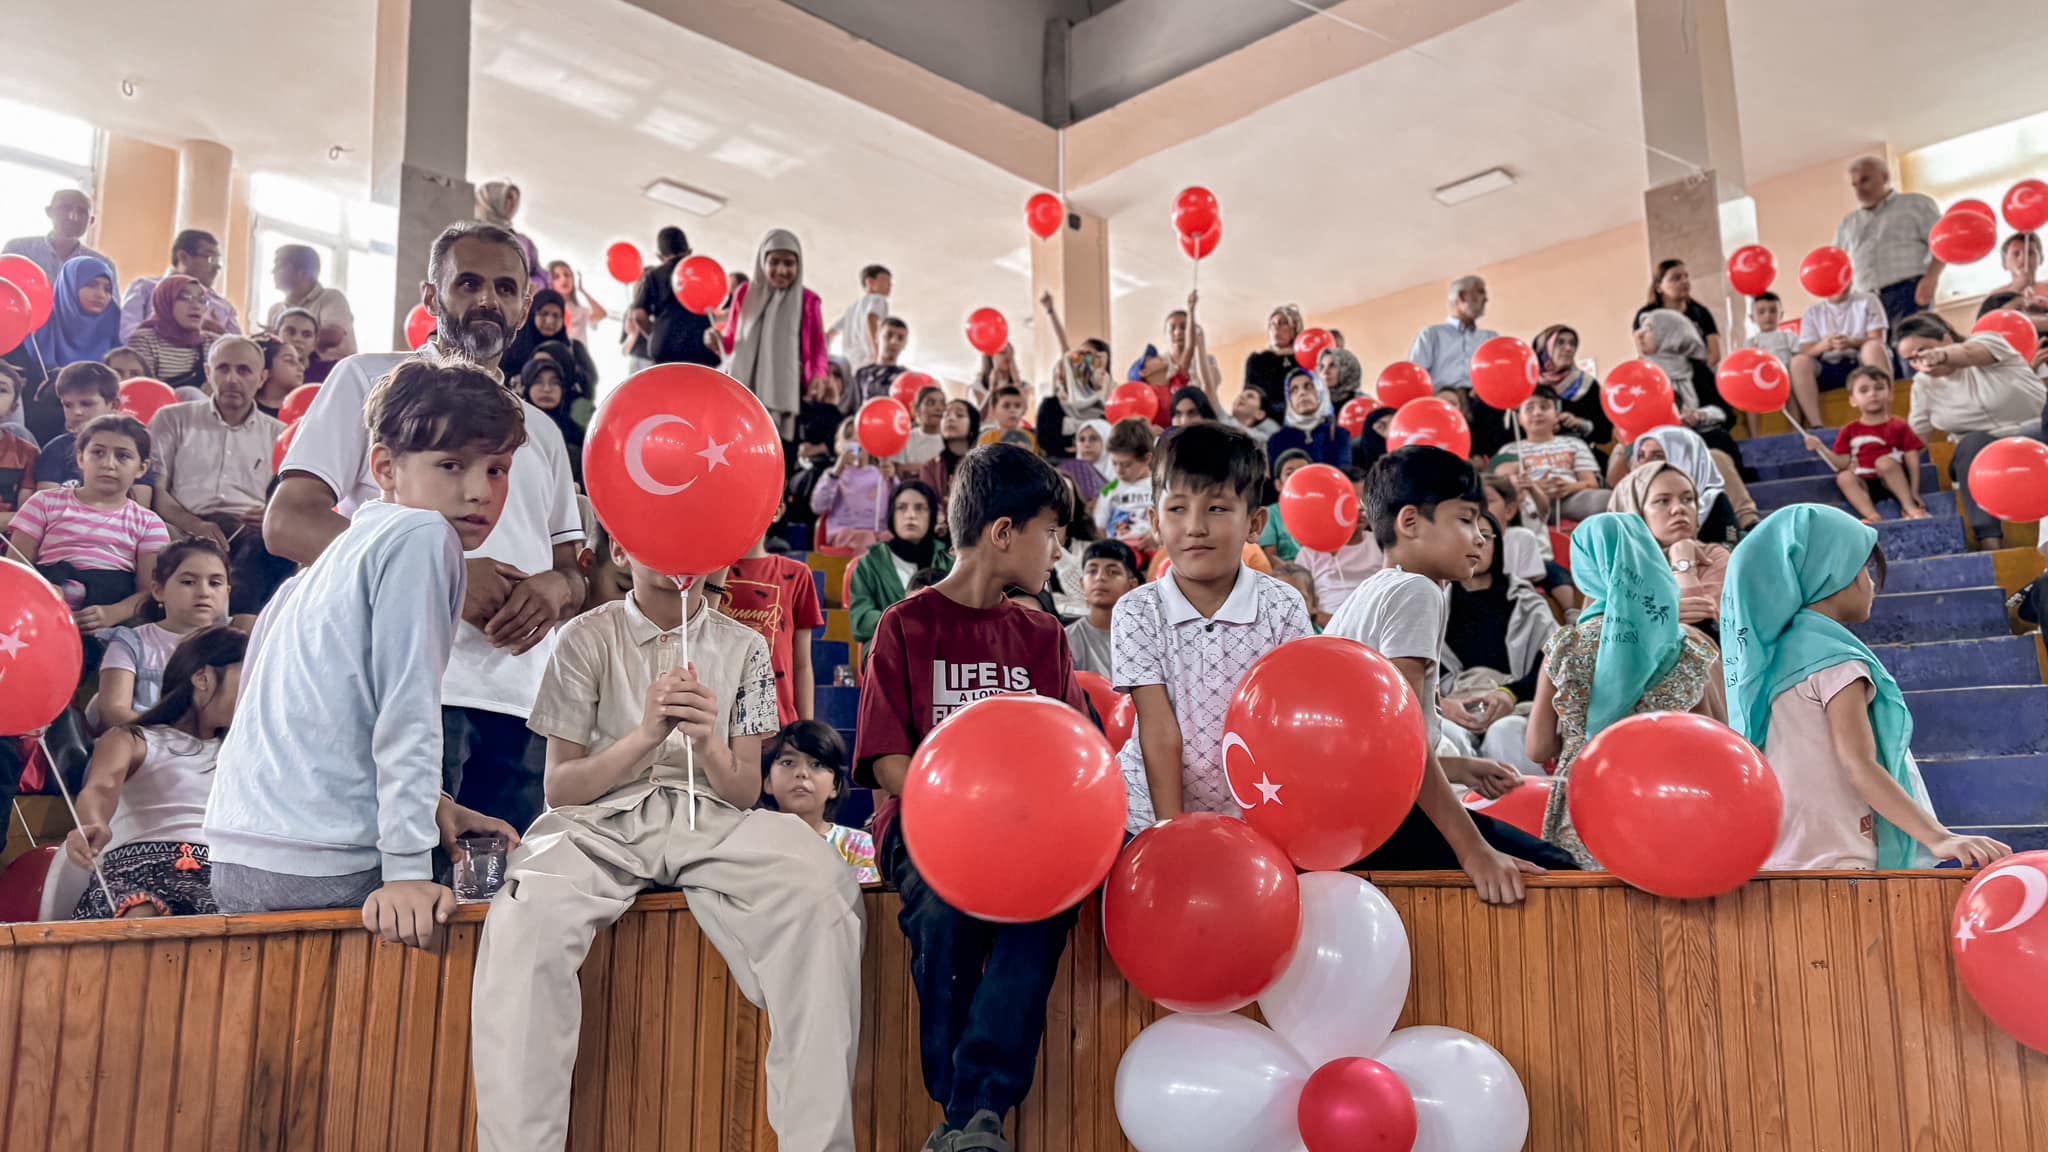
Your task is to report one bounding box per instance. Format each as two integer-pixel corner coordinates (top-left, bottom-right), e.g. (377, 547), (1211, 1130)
(1749, 465), (1940, 510)
(1920, 755), (2048, 828)
(1875, 514), (1969, 561)
(1872, 635), (2042, 692)
(1884, 553), (1999, 595)
(1855, 587), (2011, 646)
(1949, 826), (2048, 854)
(1906, 686), (2048, 759)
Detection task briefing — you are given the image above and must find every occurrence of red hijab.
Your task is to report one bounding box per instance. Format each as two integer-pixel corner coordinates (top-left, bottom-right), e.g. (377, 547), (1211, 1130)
(145, 275), (208, 347)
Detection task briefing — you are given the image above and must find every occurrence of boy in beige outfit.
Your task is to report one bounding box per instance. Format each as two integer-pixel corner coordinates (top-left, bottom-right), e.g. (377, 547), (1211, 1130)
(472, 536), (864, 1152)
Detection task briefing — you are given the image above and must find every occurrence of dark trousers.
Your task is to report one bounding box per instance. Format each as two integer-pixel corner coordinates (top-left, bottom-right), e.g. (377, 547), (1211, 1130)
(198, 512), (296, 617)
(1463, 389), (1512, 459)
(1356, 804), (1581, 872)
(1879, 277), (1924, 375)
(441, 706), (545, 835)
(883, 827), (1076, 1128)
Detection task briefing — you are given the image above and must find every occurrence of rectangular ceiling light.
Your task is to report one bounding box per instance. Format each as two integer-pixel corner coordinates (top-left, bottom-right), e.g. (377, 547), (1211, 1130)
(642, 178), (726, 217)
(1433, 167), (1515, 207)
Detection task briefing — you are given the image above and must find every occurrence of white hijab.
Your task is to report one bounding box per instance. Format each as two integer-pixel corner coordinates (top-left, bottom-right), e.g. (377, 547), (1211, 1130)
(726, 228), (805, 425)
(1640, 425), (1725, 519)
(1079, 418), (1115, 481)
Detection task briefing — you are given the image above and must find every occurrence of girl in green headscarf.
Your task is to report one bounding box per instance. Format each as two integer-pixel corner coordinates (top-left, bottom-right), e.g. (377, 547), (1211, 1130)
(1721, 506), (2009, 871)
(1527, 514), (1725, 868)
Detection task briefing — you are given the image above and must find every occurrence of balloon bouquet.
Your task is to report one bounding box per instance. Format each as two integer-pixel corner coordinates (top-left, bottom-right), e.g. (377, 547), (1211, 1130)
(1108, 636), (1532, 1152)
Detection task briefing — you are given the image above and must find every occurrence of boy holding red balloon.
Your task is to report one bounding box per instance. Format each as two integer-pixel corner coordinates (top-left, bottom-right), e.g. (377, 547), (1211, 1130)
(856, 444), (1093, 1152)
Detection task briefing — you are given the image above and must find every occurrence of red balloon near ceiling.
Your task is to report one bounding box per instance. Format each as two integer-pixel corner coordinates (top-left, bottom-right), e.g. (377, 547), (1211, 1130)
(1470, 336), (1539, 412)
(605, 242), (644, 285)
(1337, 396), (1374, 439)
(2004, 179), (2048, 233)
(1726, 244), (1777, 298)
(1973, 310), (2040, 362)
(672, 255), (728, 315)
(405, 303), (435, 350)
(856, 397), (913, 459)
(1179, 220), (1221, 261)
(277, 384), (320, 425)
(0, 280), (31, 357)
(1715, 347), (1792, 415)
(964, 307), (1009, 356)
(1949, 198), (1996, 223)
(1294, 327), (1335, 373)
(1279, 463), (1359, 554)
(1027, 192), (1065, 240)
(1385, 397), (1472, 460)
(1375, 362), (1434, 408)
(1952, 852), (2048, 1054)
(1173, 186), (1220, 240)
(1106, 381), (1159, 425)
(1965, 436), (2048, 523)
(1601, 358), (1680, 438)
(0, 254), (53, 332)
(1798, 246), (1854, 299)
(1567, 711), (1782, 899)
(118, 377), (179, 425)
(1929, 209), (1998, 266)
(0, 560), (85, 737)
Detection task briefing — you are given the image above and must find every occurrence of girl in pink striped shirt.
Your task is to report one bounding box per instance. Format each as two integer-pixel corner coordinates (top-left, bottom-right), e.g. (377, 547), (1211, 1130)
(9, 413), (169, 632)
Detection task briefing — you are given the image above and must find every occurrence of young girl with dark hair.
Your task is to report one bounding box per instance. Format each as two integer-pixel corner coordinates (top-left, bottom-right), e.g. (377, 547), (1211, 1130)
(92, 538), (231, 731)
(761, 720), (878, 883)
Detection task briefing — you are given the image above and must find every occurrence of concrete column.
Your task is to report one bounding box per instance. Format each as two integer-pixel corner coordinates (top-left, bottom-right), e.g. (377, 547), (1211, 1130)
(174, 139), (234, 240)
(1029, 207), (1110, 387)
(94, 134), (179, 288)
(372, 0), (474, 350)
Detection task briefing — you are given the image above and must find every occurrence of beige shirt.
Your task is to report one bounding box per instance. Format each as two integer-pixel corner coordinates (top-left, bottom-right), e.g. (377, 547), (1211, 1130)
(527, 595), (777, 812)
(267, 284), (358, 359)
(1835, 190), (1940, 292)
(1906, 333), (2047, 441)
(148, 398), (284, 516)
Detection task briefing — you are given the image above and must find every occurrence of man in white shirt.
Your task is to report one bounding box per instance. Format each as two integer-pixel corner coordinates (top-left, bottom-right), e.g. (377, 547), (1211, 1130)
(832, 263), (891, 371)
(120, 230), (241, 341)
(1408, 275), (1506, 454)
(1791, 284), (1891, 428)
(1836, 155), (1943, 329)
(265, 222), (587, 834)
(265, 243), (358, 366)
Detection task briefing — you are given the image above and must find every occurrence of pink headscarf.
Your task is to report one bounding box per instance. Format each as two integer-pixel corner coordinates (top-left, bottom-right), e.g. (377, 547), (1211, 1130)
(145, 275), (207, 348)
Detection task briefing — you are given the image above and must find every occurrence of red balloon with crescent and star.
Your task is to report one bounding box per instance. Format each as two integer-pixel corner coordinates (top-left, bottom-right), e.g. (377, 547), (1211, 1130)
(1601, 359), (1680, 438)
(0, 559), (84, 737)
(1715, 348), (1791, 415)
(1953, 852), (2048, 1053)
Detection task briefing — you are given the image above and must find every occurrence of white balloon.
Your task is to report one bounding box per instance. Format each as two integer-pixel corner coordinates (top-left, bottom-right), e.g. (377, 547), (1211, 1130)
(1114, 1013), (1308, 1152)
(1258, 872), (1411, 1066)
(1375, 1026), (1528, 1152)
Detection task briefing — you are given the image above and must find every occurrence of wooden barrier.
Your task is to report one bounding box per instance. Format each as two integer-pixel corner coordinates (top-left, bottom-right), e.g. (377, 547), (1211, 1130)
(0, 871), (2043, 1151)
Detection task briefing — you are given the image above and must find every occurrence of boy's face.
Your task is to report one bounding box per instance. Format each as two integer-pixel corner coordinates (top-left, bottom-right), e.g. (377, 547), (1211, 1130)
(1517, 396), (1558, 438)
(995, 394), (1026, 429)
(1081, 557), (1137, 609)
(61, 390), (112, 433)
(988, 507), (1064, 595)
(867, 272), (892, 297)
(1231, 388), (1264, 427)
(0, 375), (15, 417)
(1752, 299), (1781, 330)
(1276, 457), (1308, 490)
(1111, 450), (1150, 485)
(1850, 374), (1891, 416)
(1158, 479), (1258, 584)
(373, 443), (513, 550)
(77, 431), (145, 498)
(105, 351), (146, 382)
(880, 325), (907, 361)
(278, 315), (318, 360)
(765, 746), (837, 822)
(1398, 496), (1486, 582)
(915, 390), (944, 430)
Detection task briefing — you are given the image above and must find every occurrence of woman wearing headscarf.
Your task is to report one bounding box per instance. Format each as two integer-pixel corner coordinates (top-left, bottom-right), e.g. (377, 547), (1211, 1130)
(1264, 369), (1349, 467)
(1349, 405), (1397, 473)
(14, 254), (123, 442)
(1611, 460), (1729, 641)
(1603, 424), (1760, 538)
(520, 356), (584, 485)
(849, 479), (951, 646)
(475, 180), (546, 293)
(714, 230), (826, 437)
(919, 398), (981, 539)
(1056, 417), (1113, 508)
(1722, 506), (2007, 871)
(1531, 323), (1609, 448)
(501, 288), (600, 393)
(1526, 514), (1725, 868)
(1242, 304), (1302, 425)
(127, 275), (215, 393)
(1316, 345), (1365, 414)
(1632, 307), (1755, 474)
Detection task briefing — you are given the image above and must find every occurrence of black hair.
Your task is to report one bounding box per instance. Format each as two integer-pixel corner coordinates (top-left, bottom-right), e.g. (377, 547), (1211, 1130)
(1754, 290), (1781, 305)
(991, 385), (1025, 403)
(271, 306), (318, 334)
(77, 413), (149, 461)
(1157, 420), (1264, 502)
(1082, 538), (1141, 582)
(1846, 365), (1892, 391)
(171, 229), (217, 261)
(1979, 291), (2024, 318)
(889, 478), (940, 539)
(1273, 447), (1312, 475)
(1893, 313), (1961, 349)
(914, 385), (945, 408)
(1003, 585), (1058, 614)
(1365, 446), (1483, 550)
(1107, 418), (1155, 458)
(948, 443), (1070, 547)
(130, 625), (246, 733)
(861, 263), (891, 284)
(1061, 475), (1100, 542)
(656, 226), (689, 259)
(1169, 387), (1216, 422)
(1648, 257), (1686, 306)
(366, 359), (529, 456)
(762, 720), (850, 820)
(1474, 510), (1507, 583)
(256, 337), (294, 372)
(942, 397), (981, 449)
(2004, 231), (2042, 257)
(882, 316), (909, 334)
(427, 221), (529, 287)
(908, 567), (945, 591)
(142, 538), (231, 623)
(55, 361), (119, 403)
(1082, 338), (1110, 357)
(520, 356), (567, 408)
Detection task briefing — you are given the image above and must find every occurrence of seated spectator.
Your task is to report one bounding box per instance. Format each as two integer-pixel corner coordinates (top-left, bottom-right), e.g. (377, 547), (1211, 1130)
(1266, 370), (1350, 467)
(1057, 417), (1113, 508)
(1801, 366), (1930, 522)
(547, 260), (608, 344)
(120, 229), (239, 341)
(1227, 384), (1281, 447)
(128, 275), (217, 392)
(11, 413), (166, 630)
(1792, 279), (1891, 429)
(1036, 292), (1111, 448)
(2000, 231), (2045, 314)
(1296, 465), (1382, 625)
(521, 356), (584, 486)
(1527, 513), (1724, 869)
(265, 244), (356, 370)
(1318, 346), (1365, 414)
(1611, 460), (1729, 639)
(0, 361), (31, 446)
(977, 384), (1040, 451)
(1632, 307), (1723, 424)
(147, 340), (288, 611)
(850, 480), (950, 646)
(1094, 418), (1158, 554)
(1604, 425), (1759, 539)
(1269, 560), (1319, 628)
(1050, 475), (1100, 616)
(793, 358), (849, 473)
(1482, 474), (1573, 612)
(252, 337), (304, 418)
(0, 366), (35, 531)
(15, 254), (123, 441)
(92, 539), (230, 731)
(811, 416), (889, 551)
(104, 346), (147, 384)
(896, 385), (947, 469)
(1724, 506), (2008, 871)
(1744, 292), (1801, 371)
(1167, 386), (1215, 428)
(1634, 259), (1724, 366)
(1897, 313), (2047, 551)
(1258, 448), (1314, 564)
(501, 288), (600, 394)
(761, 721), (879, 884)
(64, 625), (246, 919)
(1530, 324), (1610, 448)
(970, 339), (1029, 415)
(1350, 404), (1396, 473)
(265, 306), (323, 384)
(725, 524), (827, 725)
(31, 363), (155, 506)
(846, 316), (909, 413)
(1439, 511), (1557, 775)
(1496, 385), (1610, 520)
(1066, 538), (1140, 677)
(1981, 290), (2048, 378)
(917, 398), (981, 534)
(3, 189), (109, 281)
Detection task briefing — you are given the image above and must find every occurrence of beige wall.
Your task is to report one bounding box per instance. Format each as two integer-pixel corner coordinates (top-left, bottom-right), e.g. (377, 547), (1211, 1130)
(1212, 150), (1882, 397)
(94, 134), (179, 295)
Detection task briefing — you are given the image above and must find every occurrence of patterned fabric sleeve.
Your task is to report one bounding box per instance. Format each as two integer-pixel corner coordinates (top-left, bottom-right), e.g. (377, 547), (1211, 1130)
(732, 635), (779, 737)
(1109, 591), (1165, 691)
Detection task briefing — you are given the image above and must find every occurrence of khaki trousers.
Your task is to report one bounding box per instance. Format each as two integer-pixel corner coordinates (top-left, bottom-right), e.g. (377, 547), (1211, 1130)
(472, 786), (864, 1152)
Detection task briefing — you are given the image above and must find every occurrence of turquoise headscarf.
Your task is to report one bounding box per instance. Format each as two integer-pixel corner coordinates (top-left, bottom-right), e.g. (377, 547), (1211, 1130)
(1720, 505), (1931, 868)
(1570, 514), (1685, 737)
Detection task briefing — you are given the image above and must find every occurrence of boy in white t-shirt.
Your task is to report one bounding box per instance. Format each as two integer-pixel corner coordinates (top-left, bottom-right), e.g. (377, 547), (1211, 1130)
(1094, 417), (1158, 552)
(1324, 446), (1575, 904)
(1497, 386), (1608, 521)
(1791, 282), (1890, 428)
(833, 263), (892, 371)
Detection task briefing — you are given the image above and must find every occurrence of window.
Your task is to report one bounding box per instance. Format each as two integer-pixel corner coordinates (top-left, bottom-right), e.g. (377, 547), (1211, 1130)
(1902, 111), (2048, 305)
(0, 98), (98, 252)
(249, 173), (398, 350)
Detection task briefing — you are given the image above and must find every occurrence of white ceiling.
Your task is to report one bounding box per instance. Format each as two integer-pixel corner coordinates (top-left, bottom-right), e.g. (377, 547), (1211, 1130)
(1, 0), (2044, 379)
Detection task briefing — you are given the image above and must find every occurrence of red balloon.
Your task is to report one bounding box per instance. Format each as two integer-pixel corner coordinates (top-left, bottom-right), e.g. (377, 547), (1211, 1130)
(1173, 186), (1220, 240)
(1386, 397), (1471, 460)
(605, 242), (643, 285)
(1716, 347), (1792, 415)
(272, 418), (300, 473)
(583, 364), (785, 577)
(405, 303), (435, 351)
(1294, 328), (1335, 373)
(1297, 1057), (1419, 1152)
(891, 370), (936, 411)
(1470, 336), (1538, 412)
(1106, 381), (1158, 425)
(2004, 179), (2048, 233)
(1027, 192), (1064, 240)
(1375, 362), (1434, 408)
(1280, 463), (1359, 554)
(672, 255), (728, 315)
(1799, 246), (1854, 299)
(857, 397), (913, 459)
(965, 307), (1009, 357)
(1179, 220), (1221, 261)
(1950, 198), (1997, 223)
(118, 378), (179, 425)
(1337, 396), (1374, 439)
(1107, 694), (1135, 752)
(1463, 776), (1554, 838)
(1567, 712), (1783, 899)
(1929, 210), (1998, 266)
(901, 693), (1125, 922)
(1075, 670), (1119, 727)
(277, 384), (320, 426)
(1952, 852), (2048, 1053)
(0, 280), (30, 356)
(1224, 637), (1428, 871)
(1726, 244), (1777, 298)
(1104, 814), (1302, 1014)
(1973, 309), (2040, 361)
(1965, 436), (2048, 522)
(1601, 359), (1680, 438)
(0, 254), (53, 332)
(0, 559), (84, 736)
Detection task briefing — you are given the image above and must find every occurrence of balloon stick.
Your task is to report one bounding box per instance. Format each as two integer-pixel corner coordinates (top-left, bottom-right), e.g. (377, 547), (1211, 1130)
(666, 575), (700, 831)
(35, 737), (120, 916)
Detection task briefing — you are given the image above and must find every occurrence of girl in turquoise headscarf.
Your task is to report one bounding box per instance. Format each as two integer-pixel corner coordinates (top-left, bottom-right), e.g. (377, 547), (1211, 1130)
(1722, 505), (2009, 870)
(1526, 514), (1725, 868)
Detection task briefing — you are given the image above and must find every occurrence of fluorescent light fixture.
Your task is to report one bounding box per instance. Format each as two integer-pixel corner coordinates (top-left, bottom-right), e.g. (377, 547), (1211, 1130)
(994, 247), (1033, 277)
(1433, 167), (1515, 206)
(642, 179), (726, 217)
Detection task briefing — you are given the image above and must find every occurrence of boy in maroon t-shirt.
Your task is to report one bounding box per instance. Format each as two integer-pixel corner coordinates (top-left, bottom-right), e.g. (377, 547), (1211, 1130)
(856, 444), (1087, 1152)
(1802, 366), (1929, 524)
(723, 521), (826, 725)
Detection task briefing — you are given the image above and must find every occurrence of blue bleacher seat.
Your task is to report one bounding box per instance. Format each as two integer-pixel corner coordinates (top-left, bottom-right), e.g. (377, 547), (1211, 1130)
(785, 522), (812, 552)
(816, 685), (862, 729)
(813, 639), (850, 674)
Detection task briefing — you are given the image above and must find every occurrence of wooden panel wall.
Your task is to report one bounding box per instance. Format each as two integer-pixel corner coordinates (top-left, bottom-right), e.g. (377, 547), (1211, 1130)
(0, 873), (2042, 1151)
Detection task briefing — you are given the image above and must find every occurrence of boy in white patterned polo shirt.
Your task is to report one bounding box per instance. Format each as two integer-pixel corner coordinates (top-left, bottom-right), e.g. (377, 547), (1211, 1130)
(1111, 422), (1313, 832)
